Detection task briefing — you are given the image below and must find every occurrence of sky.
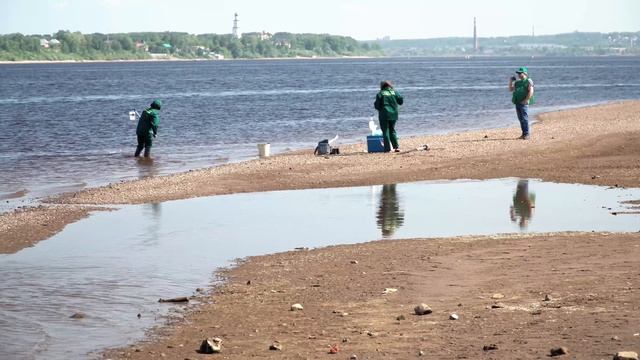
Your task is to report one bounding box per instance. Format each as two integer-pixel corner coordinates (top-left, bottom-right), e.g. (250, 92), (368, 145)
(1, 0), (639, 40)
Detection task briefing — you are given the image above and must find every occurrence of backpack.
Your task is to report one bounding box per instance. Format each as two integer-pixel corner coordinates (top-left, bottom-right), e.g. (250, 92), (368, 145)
(314, 139), (331, 155)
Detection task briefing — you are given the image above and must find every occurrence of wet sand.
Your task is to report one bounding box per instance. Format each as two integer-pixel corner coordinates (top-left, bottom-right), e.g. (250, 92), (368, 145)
(2, 100), (639, 254)
(0, 205), (107, 254)
(104, 232), (640, 359)
(2, 100), (640, 358)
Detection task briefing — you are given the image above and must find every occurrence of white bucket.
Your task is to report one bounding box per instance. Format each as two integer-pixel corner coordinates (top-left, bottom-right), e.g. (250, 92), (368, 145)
(129, 111), (137, 121)
(257, 143), (270, 158)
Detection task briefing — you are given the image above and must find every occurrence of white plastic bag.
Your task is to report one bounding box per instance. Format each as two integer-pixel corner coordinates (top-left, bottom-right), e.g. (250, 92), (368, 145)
(369, 117), (382, 136)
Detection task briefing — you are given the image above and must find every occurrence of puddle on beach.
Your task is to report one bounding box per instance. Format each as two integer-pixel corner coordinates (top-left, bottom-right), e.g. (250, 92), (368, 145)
(0, 178), (638, 359)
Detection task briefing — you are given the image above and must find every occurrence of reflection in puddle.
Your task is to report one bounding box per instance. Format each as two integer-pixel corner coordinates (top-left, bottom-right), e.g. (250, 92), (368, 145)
(376, 184), (405, 237)
(136, 157), (159, 179)
(0, 178), (638, 359)
(510, 179), (536, 229)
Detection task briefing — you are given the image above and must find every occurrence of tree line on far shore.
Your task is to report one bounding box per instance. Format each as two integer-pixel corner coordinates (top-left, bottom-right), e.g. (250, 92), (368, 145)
(2, 29), (638, 61)
(0, 30), (384, 61)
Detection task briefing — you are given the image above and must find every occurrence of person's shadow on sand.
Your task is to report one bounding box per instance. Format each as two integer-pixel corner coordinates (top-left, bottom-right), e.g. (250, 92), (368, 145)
(376, 184), (405, 237)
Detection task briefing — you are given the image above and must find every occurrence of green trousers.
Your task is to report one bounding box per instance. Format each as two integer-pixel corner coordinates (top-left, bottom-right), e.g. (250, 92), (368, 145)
(379, 118), (399, 152)
(135, 133), (153, 157)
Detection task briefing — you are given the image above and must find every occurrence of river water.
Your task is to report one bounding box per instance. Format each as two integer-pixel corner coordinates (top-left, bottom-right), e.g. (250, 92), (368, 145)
(1, 56), (640, 211)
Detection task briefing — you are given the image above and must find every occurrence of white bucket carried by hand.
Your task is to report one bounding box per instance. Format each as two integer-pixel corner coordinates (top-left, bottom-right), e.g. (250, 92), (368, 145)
(129, 110), (139, 121)
(257, 143), (270, 158)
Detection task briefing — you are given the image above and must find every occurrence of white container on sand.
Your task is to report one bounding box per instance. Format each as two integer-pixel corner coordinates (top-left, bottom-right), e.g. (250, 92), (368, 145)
(257, 143), (270, 157)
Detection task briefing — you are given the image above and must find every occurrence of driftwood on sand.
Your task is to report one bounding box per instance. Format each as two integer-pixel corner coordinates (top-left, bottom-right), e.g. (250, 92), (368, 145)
(158, 296), (189, 303)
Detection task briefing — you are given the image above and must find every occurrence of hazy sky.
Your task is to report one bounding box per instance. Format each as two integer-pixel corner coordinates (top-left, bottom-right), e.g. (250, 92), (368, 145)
(1, 0), (638, 40)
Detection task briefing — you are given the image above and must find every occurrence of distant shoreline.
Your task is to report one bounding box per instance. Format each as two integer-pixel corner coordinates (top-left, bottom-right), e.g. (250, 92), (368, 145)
(4, 54), (640, 65)
(0, 55), (376, 65)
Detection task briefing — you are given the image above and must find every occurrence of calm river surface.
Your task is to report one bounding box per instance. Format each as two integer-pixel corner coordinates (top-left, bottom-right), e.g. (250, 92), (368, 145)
(1, 56), (640, 210)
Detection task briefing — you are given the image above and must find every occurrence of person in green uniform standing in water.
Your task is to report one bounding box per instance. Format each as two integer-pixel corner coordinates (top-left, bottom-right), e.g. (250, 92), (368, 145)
(134, 99), (162, 158)
(374, 80), (404, 152)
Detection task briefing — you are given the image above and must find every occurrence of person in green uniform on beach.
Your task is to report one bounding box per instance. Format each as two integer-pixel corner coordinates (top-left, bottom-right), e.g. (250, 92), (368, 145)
(374, 80), (404, 152)
(134, 99), (162, 158)
(509, 67), (535, 139)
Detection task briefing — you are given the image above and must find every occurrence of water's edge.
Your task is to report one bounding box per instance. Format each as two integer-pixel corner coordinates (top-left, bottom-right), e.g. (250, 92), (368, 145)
(0, 99), (619, 215)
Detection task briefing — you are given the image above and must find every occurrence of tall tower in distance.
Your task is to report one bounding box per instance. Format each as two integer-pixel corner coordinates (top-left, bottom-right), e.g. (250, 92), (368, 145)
(473, 17), (479, 51)
(232, 13), (240, 39)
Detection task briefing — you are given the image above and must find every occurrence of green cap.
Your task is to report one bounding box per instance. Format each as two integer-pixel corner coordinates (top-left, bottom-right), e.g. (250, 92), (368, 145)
(151, 99), (162, 110)
(516, 66), (528, 74)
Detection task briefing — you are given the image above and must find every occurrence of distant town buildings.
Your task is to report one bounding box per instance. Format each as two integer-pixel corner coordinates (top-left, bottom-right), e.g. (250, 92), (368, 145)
(22, 13), (638, 60)
(39, 38), (60, 48)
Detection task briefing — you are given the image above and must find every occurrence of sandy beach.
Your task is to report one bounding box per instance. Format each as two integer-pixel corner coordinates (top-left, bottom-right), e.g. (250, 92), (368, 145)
(1, 100), (640, 359)
(104, 232), (640, 359)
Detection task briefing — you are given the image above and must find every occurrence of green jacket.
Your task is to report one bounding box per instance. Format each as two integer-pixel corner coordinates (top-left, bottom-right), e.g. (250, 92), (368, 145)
(136, 108), (160, 137)
(512, 78), (534, 105)
(374, 88), (404, 121)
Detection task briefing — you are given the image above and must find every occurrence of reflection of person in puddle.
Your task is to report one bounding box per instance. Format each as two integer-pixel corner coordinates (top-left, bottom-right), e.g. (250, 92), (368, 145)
(376, 184), (405, 237)
(510, 180), (536, 229)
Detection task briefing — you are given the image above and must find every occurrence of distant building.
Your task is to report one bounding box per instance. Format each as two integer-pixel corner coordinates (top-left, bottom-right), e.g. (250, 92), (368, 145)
(40, 39), (49, 48)
(274, 41), (291, 49)
(243, 31), (272, 40)
(232, 13), (240, 39)
(49, 39), (60, 46)
(518, 43), (567, 49)
(473, 17), (478, 51)
(135, 40), (148, 51)
(260, 31), (272, 41)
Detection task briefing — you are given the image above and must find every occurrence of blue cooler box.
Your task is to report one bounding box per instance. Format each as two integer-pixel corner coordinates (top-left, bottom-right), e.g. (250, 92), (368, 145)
(367, 135), (385, 153)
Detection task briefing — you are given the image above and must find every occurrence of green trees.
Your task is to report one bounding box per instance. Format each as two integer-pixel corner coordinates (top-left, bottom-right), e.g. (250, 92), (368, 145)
(0, 31), (381, 61)
(0, 33), (41, 53)
(54, 30), (87, 53)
